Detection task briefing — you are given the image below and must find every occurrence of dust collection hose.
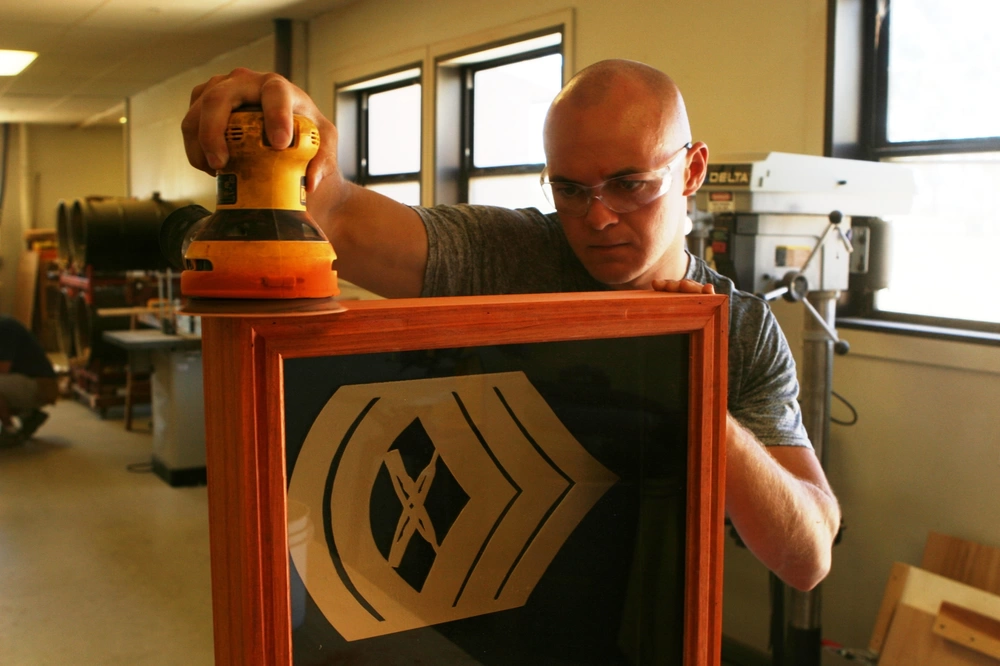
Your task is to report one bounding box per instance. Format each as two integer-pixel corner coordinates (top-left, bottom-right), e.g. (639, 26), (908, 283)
(159, 204), (211, 271)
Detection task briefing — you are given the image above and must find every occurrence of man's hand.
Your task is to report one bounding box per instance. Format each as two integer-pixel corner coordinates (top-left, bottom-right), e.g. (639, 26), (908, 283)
(651, 278), (716, 294)
(181, 68), (340, 195)
(179, 68), (429, 298)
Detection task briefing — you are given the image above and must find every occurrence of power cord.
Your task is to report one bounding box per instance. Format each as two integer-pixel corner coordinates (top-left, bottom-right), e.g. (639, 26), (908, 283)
(831, 390), (858, 426)
(126, 460), (153, 473)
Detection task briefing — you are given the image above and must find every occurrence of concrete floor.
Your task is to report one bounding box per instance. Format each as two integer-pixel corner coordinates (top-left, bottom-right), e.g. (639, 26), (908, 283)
(0, 399), (214, 666)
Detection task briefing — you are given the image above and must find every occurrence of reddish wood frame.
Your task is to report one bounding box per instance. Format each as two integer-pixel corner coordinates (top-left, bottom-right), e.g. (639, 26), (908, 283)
(200, 291), (728, 665)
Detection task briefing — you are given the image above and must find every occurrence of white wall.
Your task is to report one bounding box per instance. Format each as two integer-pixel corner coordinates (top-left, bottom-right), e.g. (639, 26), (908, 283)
(128, 0), (828, 206)
(123, 0), (1000, 661)
(128, 36), (274, 208)
(29, 124), (127, 227)
(308, 0), (827, 158)
(0, 123), (124, 316)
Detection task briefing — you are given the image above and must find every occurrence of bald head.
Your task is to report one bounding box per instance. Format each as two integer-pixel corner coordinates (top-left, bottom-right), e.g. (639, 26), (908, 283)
(540, 60), (708, 290)
(544, 59), (691, 155)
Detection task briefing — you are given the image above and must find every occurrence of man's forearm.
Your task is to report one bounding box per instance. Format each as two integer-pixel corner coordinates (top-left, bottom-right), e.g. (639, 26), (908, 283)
(724, 414), (841, 591)
(308, 180), (428, 299)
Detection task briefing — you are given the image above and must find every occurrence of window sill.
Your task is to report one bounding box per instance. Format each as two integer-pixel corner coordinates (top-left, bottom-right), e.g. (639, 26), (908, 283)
(836, 318), (1000, 375)
(838, 317), (1000, 346)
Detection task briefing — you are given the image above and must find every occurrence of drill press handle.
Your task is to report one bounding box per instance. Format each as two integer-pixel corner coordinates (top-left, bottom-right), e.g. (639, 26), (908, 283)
(756, 211), (851, 355)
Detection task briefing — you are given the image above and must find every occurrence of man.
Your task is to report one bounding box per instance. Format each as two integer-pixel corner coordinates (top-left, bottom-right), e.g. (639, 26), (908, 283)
(0, 316), (57, 446)
(182, 60), (840, 591)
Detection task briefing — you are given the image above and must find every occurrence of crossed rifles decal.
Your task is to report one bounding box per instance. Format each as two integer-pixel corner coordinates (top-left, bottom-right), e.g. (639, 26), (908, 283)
(288, 372), (619, 641)
(384, 447), (442, 573)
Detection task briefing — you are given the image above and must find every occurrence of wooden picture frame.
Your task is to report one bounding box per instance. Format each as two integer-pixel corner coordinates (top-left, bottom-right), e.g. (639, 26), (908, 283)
(200, 291), (728, 665)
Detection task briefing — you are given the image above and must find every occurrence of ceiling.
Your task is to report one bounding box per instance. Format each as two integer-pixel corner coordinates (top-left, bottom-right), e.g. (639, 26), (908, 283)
(0, 0), (355, 126)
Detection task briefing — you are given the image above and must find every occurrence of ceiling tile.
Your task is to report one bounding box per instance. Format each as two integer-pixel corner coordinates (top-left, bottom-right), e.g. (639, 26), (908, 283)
(0, 21), (68, 52)
(0, 0), (361, 124)
(81, 0), (237, 32)
(0, 1), (109, 25)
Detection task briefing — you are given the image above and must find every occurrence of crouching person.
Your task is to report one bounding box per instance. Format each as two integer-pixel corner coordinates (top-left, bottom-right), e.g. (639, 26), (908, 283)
(0, 316), (57, 446)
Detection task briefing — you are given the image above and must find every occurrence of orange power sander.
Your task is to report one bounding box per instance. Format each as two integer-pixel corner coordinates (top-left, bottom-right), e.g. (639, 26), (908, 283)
(160, 108), (341, 315)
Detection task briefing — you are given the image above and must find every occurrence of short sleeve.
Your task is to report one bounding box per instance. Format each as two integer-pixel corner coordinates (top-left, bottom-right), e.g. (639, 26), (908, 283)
(728, 299), (812, 449)
(415, 204), (602, 297)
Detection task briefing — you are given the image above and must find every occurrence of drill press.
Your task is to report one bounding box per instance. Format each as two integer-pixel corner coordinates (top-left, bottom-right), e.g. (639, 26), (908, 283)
(695, 151), (915, 666)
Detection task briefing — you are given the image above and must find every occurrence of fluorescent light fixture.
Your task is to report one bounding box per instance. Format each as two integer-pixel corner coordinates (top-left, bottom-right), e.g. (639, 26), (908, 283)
(0, 50), (38, 76)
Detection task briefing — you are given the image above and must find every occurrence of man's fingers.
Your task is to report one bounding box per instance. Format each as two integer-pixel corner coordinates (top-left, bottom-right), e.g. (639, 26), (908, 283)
(305, 119), (340, 193)
(181, 111), (215, 176)
(651, 279), (680, 291)
(259, 73), (296, 148)
(182, 68), (276, 172)
(650, 278), (716, 294)
(182, 74), (236, 175)
(182, 67), (342, 194)
(676, 279), (715, 294)
(189, 73), (229, 107)
(198, 70), (280, 168)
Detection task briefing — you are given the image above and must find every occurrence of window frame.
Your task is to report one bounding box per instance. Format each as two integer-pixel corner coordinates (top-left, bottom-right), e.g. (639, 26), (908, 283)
(432, 25), (568, 207)
(334, 63), (423, 205)
(355, 77), (422, 190)
(457, 44), (563, 203)
(833, 0), (1000, 340)
(869, 0), (1000, 159)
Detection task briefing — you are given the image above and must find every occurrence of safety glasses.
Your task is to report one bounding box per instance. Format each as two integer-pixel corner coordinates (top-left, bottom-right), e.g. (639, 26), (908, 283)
(541, 142), (692, 217)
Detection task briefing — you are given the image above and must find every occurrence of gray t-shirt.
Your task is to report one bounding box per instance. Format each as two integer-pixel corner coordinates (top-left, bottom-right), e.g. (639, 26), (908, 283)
(415, 204), (811, 449)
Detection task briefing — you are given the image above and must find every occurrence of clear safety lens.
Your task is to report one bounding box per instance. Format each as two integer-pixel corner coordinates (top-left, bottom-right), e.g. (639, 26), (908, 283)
(540, 142), (691, 217)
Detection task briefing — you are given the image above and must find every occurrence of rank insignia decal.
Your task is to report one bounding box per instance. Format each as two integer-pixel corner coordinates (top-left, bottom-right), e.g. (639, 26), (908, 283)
(287, 372), (619, 641)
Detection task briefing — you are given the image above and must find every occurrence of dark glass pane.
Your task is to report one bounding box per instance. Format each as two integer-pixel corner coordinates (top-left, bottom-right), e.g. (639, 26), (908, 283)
(285, 335), (690, 664)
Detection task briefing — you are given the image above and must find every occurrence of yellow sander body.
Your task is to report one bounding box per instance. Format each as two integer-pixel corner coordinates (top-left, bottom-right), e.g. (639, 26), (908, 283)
(178, 110), (341, 311)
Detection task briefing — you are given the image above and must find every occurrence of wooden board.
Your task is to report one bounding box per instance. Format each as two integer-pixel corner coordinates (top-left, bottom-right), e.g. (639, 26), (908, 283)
(924, 532), (1000, 597)
(872, 563), (1000, 663)
(935, 601), (1000, 660)
(880, 603), (1000, 666)
(13, 250), (39, 327)
(870, 562), (912, 653)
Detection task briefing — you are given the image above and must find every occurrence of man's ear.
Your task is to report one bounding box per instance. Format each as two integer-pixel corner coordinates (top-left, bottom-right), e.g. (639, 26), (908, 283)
(682, 141), (709, 196)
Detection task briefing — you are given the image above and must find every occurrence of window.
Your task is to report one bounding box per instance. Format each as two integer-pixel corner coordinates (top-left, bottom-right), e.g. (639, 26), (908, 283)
(848, 0), (1000, 331)
(336, 67), (422, 206)
(437, 32), (564, 211)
